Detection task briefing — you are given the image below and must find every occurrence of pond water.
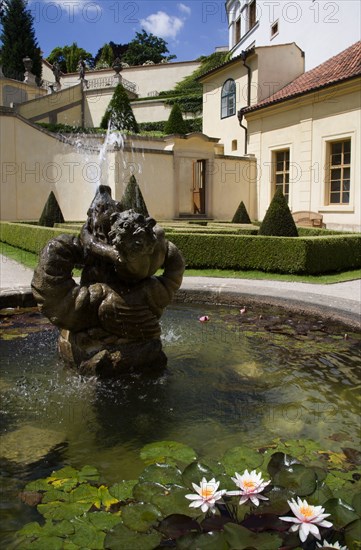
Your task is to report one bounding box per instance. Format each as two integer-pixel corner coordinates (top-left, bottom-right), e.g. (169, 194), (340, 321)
(0, 303), (360, 544)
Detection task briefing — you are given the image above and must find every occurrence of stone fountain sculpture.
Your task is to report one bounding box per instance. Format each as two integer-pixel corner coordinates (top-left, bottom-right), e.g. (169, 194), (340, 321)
(31, 186), (185, 376)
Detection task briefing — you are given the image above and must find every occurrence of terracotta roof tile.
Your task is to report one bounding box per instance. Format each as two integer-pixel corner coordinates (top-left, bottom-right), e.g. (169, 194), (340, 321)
(243, 41), (361, 114)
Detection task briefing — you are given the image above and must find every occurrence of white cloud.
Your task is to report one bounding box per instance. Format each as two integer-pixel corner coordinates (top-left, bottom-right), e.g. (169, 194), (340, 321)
(140, 11), (184, 39)
(178, 3), (191, 16)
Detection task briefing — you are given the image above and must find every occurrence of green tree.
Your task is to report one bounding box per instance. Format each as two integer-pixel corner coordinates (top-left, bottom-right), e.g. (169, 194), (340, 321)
(95, 43), (114, 69)
(100, 83), (139, 132)
(0, 0), (42, 81)
(38, 191), (65, 227)
(232, 201), (252, 224)
(122, 30), (176, 66)
(47, 42), (94, 73)
(259, 188), (298, 237)
(164, 103), (187, 135)
(120, 175), (149, 216)
(94, 41), (128, 67)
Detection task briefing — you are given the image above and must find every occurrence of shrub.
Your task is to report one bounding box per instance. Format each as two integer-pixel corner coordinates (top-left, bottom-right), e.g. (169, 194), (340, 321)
(38, 191), (65, 227)
(164, 103), (188, 135)
(120, 175), (149, 216)
(259, 188), (298, 237)
(101, 84), (139, 133)
(232, 201), (252, 224)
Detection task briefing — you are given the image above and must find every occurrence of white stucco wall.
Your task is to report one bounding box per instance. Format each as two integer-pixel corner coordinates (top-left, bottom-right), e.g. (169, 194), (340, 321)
(227, 0), (361, 70)
(246, 80), (361, 231)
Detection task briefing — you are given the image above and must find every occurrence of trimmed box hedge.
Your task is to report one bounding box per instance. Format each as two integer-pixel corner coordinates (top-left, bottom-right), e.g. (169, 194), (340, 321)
(1, 222), (360, 274)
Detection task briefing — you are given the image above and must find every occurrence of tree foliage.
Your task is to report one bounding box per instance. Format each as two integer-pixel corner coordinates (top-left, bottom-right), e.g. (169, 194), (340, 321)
(164, 103), (188, 135)
(94, 41), (129, 67)
(100, 83), (139, 133)
(47, 42), (94, 73)
(232, 201), (252, 224)
(95, 43), (114, 69)
(0, 0), (42, 81)
(259, 188), (298, 237)
(120, 175), (149, 216)
(122, 30), (176, 66)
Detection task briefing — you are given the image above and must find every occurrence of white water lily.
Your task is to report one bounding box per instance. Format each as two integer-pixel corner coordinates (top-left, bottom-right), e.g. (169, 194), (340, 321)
(227, 469), (271, 506)
(317, 541), (347, 550)
(185, 477), (226, 513)
(280, 497), (333, 542)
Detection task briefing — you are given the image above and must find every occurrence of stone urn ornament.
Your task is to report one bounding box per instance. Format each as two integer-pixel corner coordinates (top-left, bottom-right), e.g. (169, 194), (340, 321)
(32, 186), (185, 377)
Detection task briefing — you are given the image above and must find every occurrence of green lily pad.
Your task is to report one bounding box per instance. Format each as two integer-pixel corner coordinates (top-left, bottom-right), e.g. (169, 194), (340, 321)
(308, 481), (333, 505)
(70, 484), (118, 510)
(140, 441), (197, 466)
(267, 452), (300, 477)
(139, 463), (183, 486)
(71, 521), (106, 549)
(151, 486), (199, 517)
(224, 523), (282, 549)
(37, 501), (91, 520)
(158, 514), (201, 539)
(181, 461), (216, 489)
(21, 536), (64, 549)
(323, 498), (360, 529)
(176, 531), (229, 549)
(19, 520), (74, 538)
(352, 492), (361, 515)
(105, 523), (162, 549)
(344, 518), (361, 548)
(41, 489), (72, 503)
(133, 481), (167, 502)
(25, 479), (52, 492)
(222, 446), (264, 476)
(265, 487), (296, 515)
(122, 502), (163, 532)
(273, 464), (317, 496)
(87, 511), (122, 531)
(109, 479), (138, 501)
(46, 465), (99, 491)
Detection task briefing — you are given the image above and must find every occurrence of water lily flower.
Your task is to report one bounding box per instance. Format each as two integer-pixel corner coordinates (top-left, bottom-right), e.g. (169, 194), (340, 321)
(317, 541), (347, 550)
(199, 315), (210, 322)
(185, 477), (226, 513)
(227, 469), (271, 506)
(280, 497), (332, 543)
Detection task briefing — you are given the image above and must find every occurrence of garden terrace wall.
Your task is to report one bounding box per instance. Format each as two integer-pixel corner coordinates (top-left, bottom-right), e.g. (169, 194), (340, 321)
(1, 222), (360, 274)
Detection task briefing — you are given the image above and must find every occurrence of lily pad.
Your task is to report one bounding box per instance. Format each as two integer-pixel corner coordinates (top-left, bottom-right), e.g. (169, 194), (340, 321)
(133, 481), (166, 502)
(323, 498), (360, 529)
(37, 501), (91, 520)
(224, 523), (282, 549)
(70, 521), (106, 549)
(181, 461), (216, 489)
(344, 518), (361, 548)
(20, 536), (65, 549)
(109, 479), (138, 501)
(176, 531), (229, 549)
(308, 481), (333, 505)
(265, 487), (296, 515)
(105, 523), (162, 549)
(158, 514), (201, 539)
(222, 446), (264, 476)
(139, 463), (183, 486)
(140, 441), (197, 466)
(267, 452), (300, 477)
(121, 502), (163, 532)
(87, 511), (122, 530)
(151, 486), (198, 517)
(272, 464), (317, 496)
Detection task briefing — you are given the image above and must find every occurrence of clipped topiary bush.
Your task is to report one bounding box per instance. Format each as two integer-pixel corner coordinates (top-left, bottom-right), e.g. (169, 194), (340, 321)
(164, 103), (188, 135)
(120, 175), (149, 216)
(232, 201), (252, 224)
(259, 188), (298, 237)
(38, 191), (65, 227)
(101, 84), (139, 133)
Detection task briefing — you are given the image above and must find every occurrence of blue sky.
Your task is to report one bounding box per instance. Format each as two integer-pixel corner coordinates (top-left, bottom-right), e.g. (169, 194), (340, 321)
(27, 0), (229, 61)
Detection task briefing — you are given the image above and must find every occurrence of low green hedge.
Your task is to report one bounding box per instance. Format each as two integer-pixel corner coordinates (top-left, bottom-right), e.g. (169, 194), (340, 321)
(169, 233), (361, 274)
(0, 222), (77, 256)
(1, 222), (360, 274)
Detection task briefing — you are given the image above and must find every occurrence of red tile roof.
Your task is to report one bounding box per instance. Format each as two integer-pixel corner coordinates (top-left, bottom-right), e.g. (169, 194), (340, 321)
(242, 41), (361, 114)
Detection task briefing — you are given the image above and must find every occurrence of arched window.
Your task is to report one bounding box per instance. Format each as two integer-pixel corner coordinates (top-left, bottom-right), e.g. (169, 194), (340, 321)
(221, 79), (236, 119)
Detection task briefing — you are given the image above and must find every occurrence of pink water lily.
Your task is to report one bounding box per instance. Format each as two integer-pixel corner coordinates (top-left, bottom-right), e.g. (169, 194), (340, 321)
(185, 477), (226, 513)
(227, 469), (271, 506)
(280, 497), (332, 542)
(199, 315), (210, 323)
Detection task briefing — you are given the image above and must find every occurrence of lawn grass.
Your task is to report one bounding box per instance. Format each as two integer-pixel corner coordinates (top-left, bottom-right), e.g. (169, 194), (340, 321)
(1, 242), (360, 285)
